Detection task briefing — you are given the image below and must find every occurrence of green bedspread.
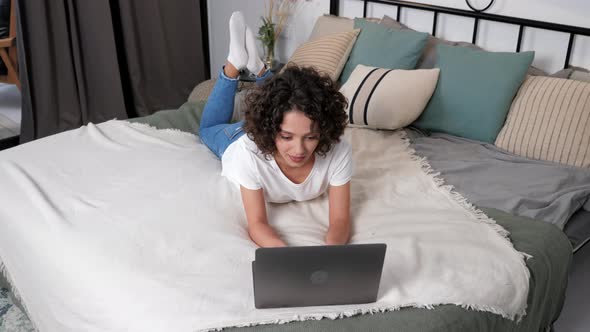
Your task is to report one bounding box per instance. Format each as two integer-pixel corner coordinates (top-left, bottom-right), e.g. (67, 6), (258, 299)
(125, 102), (572, 332)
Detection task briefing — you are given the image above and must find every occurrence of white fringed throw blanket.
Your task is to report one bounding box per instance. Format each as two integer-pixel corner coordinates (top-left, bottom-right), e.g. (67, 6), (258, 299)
(0, 120), (529, 332)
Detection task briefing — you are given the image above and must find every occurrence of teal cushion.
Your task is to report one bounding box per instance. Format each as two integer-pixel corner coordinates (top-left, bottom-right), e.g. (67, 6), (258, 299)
(413, 45), (534, 143)
(339, 18), (428, 84)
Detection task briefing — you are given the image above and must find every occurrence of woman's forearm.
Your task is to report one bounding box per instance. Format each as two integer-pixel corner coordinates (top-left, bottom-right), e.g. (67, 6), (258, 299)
(248, 222), (287, 248)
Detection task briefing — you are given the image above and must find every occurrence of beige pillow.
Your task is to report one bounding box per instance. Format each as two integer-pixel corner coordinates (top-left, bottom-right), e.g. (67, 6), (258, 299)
(339, 64), (440, 130)
(285, 29), (360, 81)
(308, 15), (381, 40)
(495, 76), (590, 168)
(309, 15), (354, 40)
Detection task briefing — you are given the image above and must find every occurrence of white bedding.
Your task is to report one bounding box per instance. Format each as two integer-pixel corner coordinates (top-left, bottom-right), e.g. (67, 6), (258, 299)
(0, 120), (529, 332)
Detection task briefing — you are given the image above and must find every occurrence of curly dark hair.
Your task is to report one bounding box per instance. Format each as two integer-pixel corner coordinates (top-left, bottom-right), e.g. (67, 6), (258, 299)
(242, 65), (348, 159)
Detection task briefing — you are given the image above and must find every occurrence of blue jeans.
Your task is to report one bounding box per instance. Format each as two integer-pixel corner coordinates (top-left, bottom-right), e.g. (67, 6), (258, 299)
(200, 68), (272, 158)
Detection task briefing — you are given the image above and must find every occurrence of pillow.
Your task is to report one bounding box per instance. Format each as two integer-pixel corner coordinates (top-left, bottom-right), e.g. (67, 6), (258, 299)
(339, 18), (429, 84)
(308, 15), (382, 41)
(413, 44), (534, 143)
(552, 66), (590, 83)
(379, 15), (457, 70)
(495, 76), (590, 168)
(285, 29), (360, 82)
(379, 15), (547, 76)
(570, 69), (590, 83)
(308, 15), (354, 40)
(339, 64), (439, 130)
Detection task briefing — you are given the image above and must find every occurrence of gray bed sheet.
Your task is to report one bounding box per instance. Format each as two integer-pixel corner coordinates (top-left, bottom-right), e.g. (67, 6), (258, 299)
(406, 127), (590, 232)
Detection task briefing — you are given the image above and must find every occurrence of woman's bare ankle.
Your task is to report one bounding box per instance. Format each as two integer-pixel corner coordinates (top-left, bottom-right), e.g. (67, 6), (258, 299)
(257, 67), (267, 77)
(224, 62), (240, 78)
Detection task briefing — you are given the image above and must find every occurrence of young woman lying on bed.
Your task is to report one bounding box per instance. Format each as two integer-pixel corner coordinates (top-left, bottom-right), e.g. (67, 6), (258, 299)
(200, 12), (352, 248)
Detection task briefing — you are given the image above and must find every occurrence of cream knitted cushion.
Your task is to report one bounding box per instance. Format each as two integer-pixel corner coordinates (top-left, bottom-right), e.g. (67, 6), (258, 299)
(495, 76), (590, 168)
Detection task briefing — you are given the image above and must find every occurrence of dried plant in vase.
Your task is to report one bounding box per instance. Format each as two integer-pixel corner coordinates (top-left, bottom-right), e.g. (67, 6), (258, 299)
(258, 0), (299, 70)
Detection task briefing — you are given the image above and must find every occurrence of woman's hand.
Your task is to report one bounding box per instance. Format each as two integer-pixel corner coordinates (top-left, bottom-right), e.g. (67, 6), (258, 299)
(248, 222), (287, 248)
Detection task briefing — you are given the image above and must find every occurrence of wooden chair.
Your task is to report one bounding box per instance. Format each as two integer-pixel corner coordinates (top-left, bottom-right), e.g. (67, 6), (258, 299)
(0, 0), (19, 90)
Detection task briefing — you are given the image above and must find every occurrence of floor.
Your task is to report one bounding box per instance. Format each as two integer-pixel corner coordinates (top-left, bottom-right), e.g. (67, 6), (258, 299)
(0, 83), (21, 141)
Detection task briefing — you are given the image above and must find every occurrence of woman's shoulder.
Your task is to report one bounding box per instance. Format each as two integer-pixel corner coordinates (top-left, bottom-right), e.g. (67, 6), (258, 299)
(224, 135), (270, 164)
(327, 138), (352, 159)
(316, 138), (352, 172)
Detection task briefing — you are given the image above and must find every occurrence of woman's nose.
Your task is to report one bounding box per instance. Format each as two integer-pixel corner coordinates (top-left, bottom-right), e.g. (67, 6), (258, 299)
(294, 140), (305, 154)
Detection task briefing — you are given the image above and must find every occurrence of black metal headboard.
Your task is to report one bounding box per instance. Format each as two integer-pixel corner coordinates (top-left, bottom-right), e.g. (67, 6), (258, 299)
(329, 0), (590, 69)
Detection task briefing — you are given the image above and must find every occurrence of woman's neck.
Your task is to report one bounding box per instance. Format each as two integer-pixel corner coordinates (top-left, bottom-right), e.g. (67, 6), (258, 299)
(274, 153), (315, 184)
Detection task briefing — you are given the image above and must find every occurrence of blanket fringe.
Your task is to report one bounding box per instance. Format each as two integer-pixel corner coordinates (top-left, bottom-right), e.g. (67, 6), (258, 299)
(202, 300), (524, 331)
(398, 129), (531, 320)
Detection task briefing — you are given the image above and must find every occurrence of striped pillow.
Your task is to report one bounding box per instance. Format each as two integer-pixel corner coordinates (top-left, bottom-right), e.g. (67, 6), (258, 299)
(339, 64), (439, 130)
(495, 76), (590, 168)
(285, 29), (360, 81)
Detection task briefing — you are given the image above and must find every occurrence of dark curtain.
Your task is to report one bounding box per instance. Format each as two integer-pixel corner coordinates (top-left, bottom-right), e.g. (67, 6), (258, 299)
(0, 0), (9, 75)
(16, 0), (208, 143)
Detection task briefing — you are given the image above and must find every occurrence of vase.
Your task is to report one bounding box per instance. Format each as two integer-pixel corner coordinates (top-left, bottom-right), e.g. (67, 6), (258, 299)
(264, 43), (275, 71)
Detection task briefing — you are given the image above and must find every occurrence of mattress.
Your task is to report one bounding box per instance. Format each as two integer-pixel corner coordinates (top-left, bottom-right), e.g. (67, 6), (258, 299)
(0, 101), (575, 331)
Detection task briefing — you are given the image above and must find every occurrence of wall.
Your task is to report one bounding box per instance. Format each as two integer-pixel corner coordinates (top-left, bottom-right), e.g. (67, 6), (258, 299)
(206, 0), (329, 78)
(207, 0), (590, 76)
(338, 0), (590, 73)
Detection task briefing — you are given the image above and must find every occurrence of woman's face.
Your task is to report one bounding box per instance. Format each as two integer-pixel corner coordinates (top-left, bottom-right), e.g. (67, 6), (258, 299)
(274, 110), (320, 168)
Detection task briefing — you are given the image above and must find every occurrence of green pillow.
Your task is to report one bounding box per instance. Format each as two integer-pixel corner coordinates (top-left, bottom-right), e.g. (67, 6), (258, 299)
(339, 18), (428, 84)
(413, 45), (534, 143)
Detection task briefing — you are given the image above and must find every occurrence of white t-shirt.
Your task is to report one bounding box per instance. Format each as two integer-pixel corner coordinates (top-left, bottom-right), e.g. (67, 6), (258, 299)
(221, 135), (353, 203)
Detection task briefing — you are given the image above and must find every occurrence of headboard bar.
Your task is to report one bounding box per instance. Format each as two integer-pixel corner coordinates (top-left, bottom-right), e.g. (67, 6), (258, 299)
(330, 0), (590, 69)
(333, 0), (590, 36)
(565, 34), (575, 68)
(472, 17), (479, 44)
(431, 11), (438, 36)
(516, 25), (524, 52)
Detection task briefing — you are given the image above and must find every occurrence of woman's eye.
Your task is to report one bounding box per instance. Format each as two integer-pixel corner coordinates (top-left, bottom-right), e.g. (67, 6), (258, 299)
(281, 136), (292, 140)
(307, 136), (319, 140)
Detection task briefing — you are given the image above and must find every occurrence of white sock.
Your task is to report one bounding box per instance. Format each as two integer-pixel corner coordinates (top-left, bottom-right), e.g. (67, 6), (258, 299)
(227, 11), (248, 70)
(245, 26), (266, 76)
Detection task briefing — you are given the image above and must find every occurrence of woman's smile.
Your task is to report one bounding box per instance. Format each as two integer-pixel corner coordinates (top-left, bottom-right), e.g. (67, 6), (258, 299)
(288, 155), (306, 163)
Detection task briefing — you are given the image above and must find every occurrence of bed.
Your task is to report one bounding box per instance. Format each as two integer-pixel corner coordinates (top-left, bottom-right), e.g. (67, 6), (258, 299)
(1, 0), (589, 331)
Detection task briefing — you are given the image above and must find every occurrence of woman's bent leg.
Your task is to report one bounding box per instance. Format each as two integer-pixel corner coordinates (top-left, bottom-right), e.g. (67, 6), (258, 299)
(200, 67), (271, 159)
(200, 69), (242, 158)
(200, 69), (239, 130)
(200, 121), (245, 158)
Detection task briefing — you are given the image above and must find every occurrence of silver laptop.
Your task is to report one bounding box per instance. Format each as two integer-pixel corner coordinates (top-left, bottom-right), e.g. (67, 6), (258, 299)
(252, 243), (387, 309)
